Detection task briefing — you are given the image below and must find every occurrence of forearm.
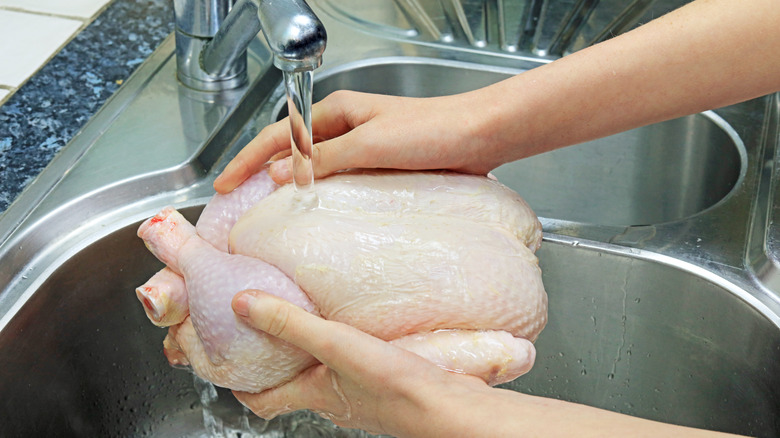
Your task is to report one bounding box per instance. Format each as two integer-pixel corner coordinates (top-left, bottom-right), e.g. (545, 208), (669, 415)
(401, 385), (741, 438)
(214, 0), (780, 189)
(474, 0), (780, 163)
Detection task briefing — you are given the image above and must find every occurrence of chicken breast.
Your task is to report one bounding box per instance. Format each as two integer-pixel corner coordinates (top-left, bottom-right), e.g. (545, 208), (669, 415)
(230, 170), (547, 341)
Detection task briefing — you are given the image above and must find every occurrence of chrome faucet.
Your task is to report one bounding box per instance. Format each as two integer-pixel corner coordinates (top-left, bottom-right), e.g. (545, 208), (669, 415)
(173, 0), (327, 91)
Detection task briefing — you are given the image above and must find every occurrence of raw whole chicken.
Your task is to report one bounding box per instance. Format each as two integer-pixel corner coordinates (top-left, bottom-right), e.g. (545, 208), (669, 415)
(136, 169), (547, 393)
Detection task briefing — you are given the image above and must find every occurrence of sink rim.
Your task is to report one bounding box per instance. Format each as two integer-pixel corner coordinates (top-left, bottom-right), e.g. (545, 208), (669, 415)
(543, 233), (780, 329)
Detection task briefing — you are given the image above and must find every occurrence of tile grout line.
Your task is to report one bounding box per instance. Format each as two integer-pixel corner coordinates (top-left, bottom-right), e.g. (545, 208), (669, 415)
(0, 5), (92, 22)
(0, 22), (89, 103)
(0, 1), (116, 108)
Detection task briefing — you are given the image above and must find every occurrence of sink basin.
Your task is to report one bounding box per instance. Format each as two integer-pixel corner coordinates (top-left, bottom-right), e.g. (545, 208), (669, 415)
(283, 59), (744, 226)
(0, 209), (777, 436)
(511, 239), (780, 435)
(495, 113), (743, 226)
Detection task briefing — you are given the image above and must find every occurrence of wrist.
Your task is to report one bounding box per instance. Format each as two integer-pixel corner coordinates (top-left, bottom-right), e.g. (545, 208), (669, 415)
(386, 375), (501, 438)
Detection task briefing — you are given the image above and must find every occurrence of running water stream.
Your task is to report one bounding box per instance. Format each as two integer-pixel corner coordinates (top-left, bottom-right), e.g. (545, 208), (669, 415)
(283, 70), (315, 191)
(189, 71), (329, 437)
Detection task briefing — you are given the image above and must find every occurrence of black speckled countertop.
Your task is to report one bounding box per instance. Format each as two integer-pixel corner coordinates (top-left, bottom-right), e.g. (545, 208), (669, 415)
(0, 0), (174, 214)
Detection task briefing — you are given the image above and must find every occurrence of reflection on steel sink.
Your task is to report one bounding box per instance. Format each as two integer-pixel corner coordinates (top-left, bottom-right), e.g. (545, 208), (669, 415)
(1, 1), (779, 436)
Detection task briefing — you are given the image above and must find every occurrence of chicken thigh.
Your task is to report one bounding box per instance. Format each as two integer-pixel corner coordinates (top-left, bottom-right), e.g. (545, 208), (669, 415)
(137, 169), (547, 393)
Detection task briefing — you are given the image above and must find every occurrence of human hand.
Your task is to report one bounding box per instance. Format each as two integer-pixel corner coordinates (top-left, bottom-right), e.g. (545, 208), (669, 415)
(228, 292), (738, 438)
(230, 289), (492, 436)
(214, 90), (511, 193)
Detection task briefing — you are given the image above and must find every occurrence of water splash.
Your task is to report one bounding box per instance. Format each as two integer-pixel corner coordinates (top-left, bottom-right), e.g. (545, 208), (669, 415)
(190, 374), (388, 437)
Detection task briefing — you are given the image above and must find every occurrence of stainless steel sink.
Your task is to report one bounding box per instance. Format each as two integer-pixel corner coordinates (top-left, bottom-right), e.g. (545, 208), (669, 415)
(515, 237), (780, 435)
(1, 0), (779, 436)
(495, 113), (743, 226)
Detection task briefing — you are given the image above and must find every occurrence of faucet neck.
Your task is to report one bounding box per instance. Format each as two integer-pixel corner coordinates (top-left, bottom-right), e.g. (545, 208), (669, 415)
(173, 0), (326, 91)
(174, 0), (248, 90)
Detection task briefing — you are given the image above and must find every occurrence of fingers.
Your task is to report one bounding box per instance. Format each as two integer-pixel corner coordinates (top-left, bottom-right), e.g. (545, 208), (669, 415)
(232, 364), (349, 421)
(267, 133), (370, 185)
(214, 120), (292, 193)
(267, 93), (368, 185)
(232, 290), (347, 364)
(219, 90), (376, 188)
(232, 290), (395, 377)
(231, 291), (362, 420)
(233, 389), (291, 419)
(390, 330), (536, 386)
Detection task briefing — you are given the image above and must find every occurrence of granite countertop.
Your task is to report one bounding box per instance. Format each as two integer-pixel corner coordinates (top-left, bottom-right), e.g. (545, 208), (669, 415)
(0, 0), (174, 214)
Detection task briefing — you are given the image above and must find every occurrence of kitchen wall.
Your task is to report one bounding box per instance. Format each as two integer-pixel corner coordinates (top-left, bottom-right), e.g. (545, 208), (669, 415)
(0, 0), (113, 107)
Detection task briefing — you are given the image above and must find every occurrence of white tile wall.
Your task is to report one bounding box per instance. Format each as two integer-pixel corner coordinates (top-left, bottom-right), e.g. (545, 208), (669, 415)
(0, 0), (113, 106)
(0, 0), (112, 18)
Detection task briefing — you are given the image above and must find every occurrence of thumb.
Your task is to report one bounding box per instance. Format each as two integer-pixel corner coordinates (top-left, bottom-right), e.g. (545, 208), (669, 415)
(232, 290), (308, 342)
(214, 120), (292, 193)
(232, 290), (350, 362)
(231, 290), (400, 376)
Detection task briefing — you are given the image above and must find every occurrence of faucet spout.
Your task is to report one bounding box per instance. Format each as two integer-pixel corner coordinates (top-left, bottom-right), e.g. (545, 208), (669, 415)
(174, 0), (326, 91)
(256, 0), (327, 72)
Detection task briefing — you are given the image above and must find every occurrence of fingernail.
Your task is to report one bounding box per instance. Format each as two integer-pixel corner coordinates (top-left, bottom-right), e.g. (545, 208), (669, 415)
(269, 158), (291, 183)
(213, 172), (230, 193)
(232, 292), (254, 317)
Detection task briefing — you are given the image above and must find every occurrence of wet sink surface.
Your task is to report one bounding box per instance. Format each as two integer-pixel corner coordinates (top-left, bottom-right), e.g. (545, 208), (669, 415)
(0, 209), (778, 436)
(514, 241), (780, 434)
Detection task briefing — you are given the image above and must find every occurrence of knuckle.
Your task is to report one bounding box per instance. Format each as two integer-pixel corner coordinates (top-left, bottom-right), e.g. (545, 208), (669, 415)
(232, 155), (252, 175)
(325, 89), (353, 103)
(240, 396), (288, 420)
(264, 302), (292, 338)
